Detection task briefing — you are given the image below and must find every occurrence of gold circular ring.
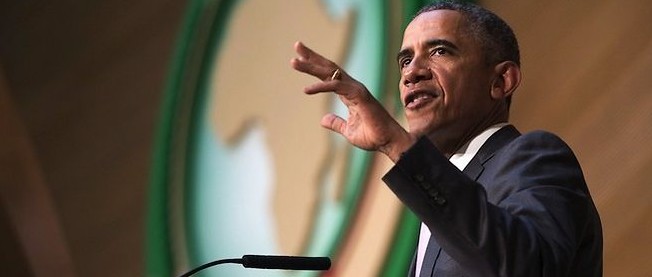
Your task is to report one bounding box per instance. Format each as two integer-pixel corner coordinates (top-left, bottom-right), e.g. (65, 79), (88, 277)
(330, 68), (342, 81)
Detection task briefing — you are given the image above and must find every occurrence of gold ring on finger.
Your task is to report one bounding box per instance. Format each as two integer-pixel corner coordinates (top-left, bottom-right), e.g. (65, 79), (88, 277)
(330, 68), (342, 81)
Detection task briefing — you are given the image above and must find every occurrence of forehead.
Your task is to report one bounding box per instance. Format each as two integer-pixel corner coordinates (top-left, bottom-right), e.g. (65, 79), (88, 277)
(401, 10), (470, 48)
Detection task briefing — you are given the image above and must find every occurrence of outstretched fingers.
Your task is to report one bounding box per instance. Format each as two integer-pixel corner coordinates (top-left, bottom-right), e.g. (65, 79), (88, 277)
(291, 41), (339, 81)
(291, 41), (411, 158)
(320, 113), (347, 135)
(303, 79), (340, 95)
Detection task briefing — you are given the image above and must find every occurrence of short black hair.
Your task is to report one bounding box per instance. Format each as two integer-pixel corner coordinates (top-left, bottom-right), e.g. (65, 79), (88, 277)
(415, 1), (520, 66)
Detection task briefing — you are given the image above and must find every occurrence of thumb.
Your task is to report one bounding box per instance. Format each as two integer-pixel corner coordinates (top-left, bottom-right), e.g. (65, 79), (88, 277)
(320, 113), (346, 135)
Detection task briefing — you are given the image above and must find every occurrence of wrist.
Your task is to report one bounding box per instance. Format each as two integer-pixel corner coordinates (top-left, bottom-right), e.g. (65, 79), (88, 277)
(380, 132), (416, 163)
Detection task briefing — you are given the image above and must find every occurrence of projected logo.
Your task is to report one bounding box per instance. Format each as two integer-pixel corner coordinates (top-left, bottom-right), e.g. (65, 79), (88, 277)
(147, 1), (431, 276)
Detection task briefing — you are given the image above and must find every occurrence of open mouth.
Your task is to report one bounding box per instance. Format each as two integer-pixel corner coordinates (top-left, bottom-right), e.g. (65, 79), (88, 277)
(404, 90), (438, 110)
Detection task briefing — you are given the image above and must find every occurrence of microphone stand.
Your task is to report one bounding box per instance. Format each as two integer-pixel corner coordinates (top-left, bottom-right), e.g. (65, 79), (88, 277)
(179, 258), (242, 277)
(179, 255), (331, 277)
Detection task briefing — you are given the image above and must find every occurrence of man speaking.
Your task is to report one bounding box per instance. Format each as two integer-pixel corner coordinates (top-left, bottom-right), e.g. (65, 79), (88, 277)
(291, 1), (603, 276)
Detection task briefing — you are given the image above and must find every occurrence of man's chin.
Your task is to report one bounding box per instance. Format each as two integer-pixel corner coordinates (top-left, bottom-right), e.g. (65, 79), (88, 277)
(407, 119), (438, 137)
(407, 127), (436, 142)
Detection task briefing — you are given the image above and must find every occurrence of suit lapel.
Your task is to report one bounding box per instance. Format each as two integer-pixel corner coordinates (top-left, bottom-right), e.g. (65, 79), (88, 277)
(463, 125), (521, 181)
(462, 158), (485, 181)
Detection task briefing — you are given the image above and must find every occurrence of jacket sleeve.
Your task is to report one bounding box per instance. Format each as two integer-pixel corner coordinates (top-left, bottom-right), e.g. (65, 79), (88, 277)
(382, 133), (601, 276)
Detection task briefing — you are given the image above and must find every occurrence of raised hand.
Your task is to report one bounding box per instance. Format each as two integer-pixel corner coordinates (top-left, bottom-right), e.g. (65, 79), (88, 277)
(290, 41), (415, 162)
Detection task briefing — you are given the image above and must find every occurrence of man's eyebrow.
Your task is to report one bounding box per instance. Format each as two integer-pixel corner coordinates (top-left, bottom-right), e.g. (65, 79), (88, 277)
(396, 48), (412, 63)
(396, 39), (460, 62)
(426, 39), (459, 51)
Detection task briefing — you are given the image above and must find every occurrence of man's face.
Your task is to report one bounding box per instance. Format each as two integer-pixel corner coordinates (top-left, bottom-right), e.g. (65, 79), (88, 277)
(398, 10), (498, 144)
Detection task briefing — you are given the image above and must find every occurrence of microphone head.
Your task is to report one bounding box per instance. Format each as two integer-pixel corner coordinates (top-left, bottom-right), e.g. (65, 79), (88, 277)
(241, 255), (331, 271)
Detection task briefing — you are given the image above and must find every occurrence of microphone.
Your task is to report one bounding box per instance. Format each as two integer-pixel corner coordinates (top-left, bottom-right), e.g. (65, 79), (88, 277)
(179, 255), (331, 277)
(242, 255), (331, 270)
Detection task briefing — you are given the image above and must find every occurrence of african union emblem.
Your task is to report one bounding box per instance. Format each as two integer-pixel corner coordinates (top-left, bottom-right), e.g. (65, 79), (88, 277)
(147, 1), (436, 276)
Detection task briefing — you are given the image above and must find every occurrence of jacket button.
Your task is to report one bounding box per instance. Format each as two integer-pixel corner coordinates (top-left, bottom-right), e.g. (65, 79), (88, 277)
(427, 187), (439, 197)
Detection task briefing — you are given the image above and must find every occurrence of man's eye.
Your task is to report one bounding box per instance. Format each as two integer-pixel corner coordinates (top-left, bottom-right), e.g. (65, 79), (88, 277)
(432, 48), (448, 56)
(400, 58), (412, 68)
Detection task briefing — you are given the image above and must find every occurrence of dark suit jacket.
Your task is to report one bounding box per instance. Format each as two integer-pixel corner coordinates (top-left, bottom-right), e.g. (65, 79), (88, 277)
(382, 125), (603, 276)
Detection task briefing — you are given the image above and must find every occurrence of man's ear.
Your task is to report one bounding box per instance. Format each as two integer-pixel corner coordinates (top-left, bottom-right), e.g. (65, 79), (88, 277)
(491, 61), (521, 100)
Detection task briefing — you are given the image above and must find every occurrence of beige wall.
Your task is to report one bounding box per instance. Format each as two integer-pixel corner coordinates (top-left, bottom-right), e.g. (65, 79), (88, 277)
(1, 1), (650, 276)
(485, 1), (652, 276)
(0, 1), (187, 276)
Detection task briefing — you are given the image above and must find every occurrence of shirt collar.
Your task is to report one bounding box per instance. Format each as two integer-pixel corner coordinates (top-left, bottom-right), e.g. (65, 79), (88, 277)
(449, 123), (509, 170)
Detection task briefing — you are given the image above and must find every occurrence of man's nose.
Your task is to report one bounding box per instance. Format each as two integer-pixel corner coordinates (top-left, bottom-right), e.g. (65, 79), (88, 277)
(402, 59), (432, 86)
